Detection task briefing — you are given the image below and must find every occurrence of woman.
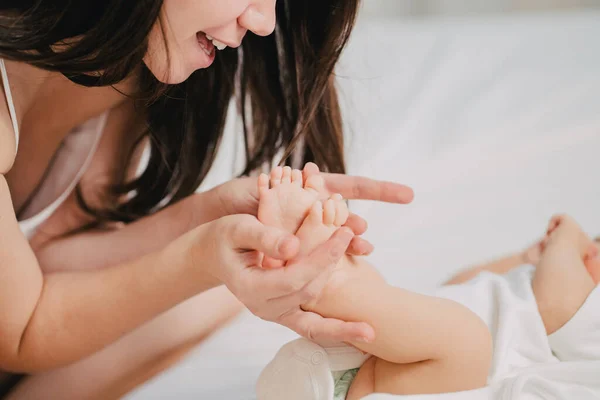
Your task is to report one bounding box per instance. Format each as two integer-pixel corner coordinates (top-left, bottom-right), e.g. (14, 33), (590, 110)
(0, 1), (413, 398)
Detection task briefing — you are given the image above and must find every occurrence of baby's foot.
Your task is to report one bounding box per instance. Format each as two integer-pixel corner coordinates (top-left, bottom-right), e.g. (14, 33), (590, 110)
(543, 215), (598, 261)
(257, 166), (325, 268)
(294, 194), (349, 260)
(258, 166), (325, 232)
(294, 195), (351, 309)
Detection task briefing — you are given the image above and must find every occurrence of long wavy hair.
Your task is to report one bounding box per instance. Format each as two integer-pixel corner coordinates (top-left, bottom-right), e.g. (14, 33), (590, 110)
(0, 0), (360, 223)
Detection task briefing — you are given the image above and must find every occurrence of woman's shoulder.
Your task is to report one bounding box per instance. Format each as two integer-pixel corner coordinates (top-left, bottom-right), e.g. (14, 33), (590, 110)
(0, 60), (17, 173)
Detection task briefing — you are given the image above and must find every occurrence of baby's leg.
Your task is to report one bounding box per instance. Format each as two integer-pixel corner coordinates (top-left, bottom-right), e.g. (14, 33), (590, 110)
(313, 277), (492, 396)
(532, 215), (597, 335)
(296, 199), (493, 396)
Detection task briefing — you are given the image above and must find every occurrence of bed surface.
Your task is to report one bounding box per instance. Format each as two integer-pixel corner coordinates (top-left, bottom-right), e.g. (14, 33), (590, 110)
(126, 10), (600, 399)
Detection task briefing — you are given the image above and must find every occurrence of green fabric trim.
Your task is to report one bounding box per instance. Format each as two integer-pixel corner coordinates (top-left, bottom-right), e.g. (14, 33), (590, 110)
(332, 368), (359, 400)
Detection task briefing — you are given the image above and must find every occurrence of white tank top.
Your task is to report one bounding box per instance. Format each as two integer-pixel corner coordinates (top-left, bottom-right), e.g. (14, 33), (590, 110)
(0, 59), (107, 238)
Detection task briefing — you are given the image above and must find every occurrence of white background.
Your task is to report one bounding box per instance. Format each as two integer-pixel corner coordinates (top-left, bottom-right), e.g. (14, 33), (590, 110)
(362, 0), (600, 16)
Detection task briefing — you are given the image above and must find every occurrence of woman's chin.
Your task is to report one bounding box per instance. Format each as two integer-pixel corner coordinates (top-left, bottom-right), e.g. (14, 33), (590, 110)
(144, 49), (216, 85)
(157, 71), (191, 85)
(143, 60), (194, 85)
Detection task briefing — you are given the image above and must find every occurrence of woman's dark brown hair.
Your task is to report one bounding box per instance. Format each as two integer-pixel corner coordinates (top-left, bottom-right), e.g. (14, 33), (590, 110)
(0, 0), (360, 223)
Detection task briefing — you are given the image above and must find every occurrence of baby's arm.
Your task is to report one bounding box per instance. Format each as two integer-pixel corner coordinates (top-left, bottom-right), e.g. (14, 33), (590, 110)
(445, 238), (548, 286)
(445, 252), (527, 285)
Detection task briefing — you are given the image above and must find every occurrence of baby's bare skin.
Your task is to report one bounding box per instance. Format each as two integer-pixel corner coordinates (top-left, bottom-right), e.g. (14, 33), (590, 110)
(448, 214), (599, 335)
(532, 215), (598, 334)
(257, 167), (599, 398)
(257, 167), (492, 397)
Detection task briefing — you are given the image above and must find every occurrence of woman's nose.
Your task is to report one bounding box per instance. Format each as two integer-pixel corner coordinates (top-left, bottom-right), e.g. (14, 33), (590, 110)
(239, 1), (277, 37)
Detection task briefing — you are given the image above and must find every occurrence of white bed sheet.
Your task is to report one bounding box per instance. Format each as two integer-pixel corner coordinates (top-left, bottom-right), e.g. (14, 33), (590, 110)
(126, 10), (600, 400)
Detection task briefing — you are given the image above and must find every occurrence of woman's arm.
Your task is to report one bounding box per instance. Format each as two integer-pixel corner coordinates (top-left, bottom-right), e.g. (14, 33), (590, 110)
(34, 191), (220, 272)
(0, 174), (213, 372)
(35, 162), (414, 272)
(1, 173), (374, 372)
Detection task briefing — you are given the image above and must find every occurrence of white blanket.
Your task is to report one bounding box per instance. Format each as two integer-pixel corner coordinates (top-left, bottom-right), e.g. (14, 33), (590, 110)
(364, 267), (600, 400)
(126, 10), (600, 400)
(367, 362), (600, 400)
(256, 266), (600, 400)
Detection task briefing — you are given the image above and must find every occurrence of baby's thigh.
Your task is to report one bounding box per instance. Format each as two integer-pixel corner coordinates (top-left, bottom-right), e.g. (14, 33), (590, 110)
(306, 261), (491, 365)
(350, 356), (489, 397)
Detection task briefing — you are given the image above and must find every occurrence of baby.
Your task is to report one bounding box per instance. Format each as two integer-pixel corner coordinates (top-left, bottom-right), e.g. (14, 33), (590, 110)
(255, 166), (600, 400)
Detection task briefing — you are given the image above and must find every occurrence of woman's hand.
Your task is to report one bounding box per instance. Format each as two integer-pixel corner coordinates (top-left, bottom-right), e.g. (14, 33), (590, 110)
(206, 163), (414, 255)
(186, 214), (376, 344)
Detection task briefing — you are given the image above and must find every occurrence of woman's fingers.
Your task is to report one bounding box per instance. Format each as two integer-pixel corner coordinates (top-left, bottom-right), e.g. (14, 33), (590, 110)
(280, 309), (375, 344)
(302, 162), (414, 204)
(340, 213), (374, 256)
(324, 173), (414, 204)
(347, 237), (374, 256)
(243, 227), (354, 298)
(344, 213), (368, 235)
(225, 215), (299, 260)
(267, 254), (337, 310)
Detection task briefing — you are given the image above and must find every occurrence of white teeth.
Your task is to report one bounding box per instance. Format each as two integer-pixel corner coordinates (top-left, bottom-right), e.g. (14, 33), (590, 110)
(203, 33), (227, 51)
(211, 39), (227, 51)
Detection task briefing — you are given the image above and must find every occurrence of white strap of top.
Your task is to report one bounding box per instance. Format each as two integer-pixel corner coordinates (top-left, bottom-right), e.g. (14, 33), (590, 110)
(0, 59), (20, 152)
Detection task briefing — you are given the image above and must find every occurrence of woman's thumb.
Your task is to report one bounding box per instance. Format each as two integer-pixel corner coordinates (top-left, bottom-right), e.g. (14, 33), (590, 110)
(227, 215), (299, 260)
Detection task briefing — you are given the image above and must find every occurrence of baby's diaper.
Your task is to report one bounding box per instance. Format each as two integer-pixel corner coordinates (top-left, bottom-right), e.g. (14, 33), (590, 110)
(434, 265), (557, 381)
(256, 338), (369, 400)
(547, 285), (600, 361)
(433, 265), (600, 382)
(332, 368), (360, 400)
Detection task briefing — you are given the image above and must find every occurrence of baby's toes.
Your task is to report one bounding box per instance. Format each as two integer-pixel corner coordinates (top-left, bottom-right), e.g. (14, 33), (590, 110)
(323, 198), (336, 226)
(291, 169), (303, 186)
(332, 195), (349, 227)
(307, 201), (324, 224)
(282, 166), (292, 184)
(270, 166), (283, 187)
(258, 173), (270, 197)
